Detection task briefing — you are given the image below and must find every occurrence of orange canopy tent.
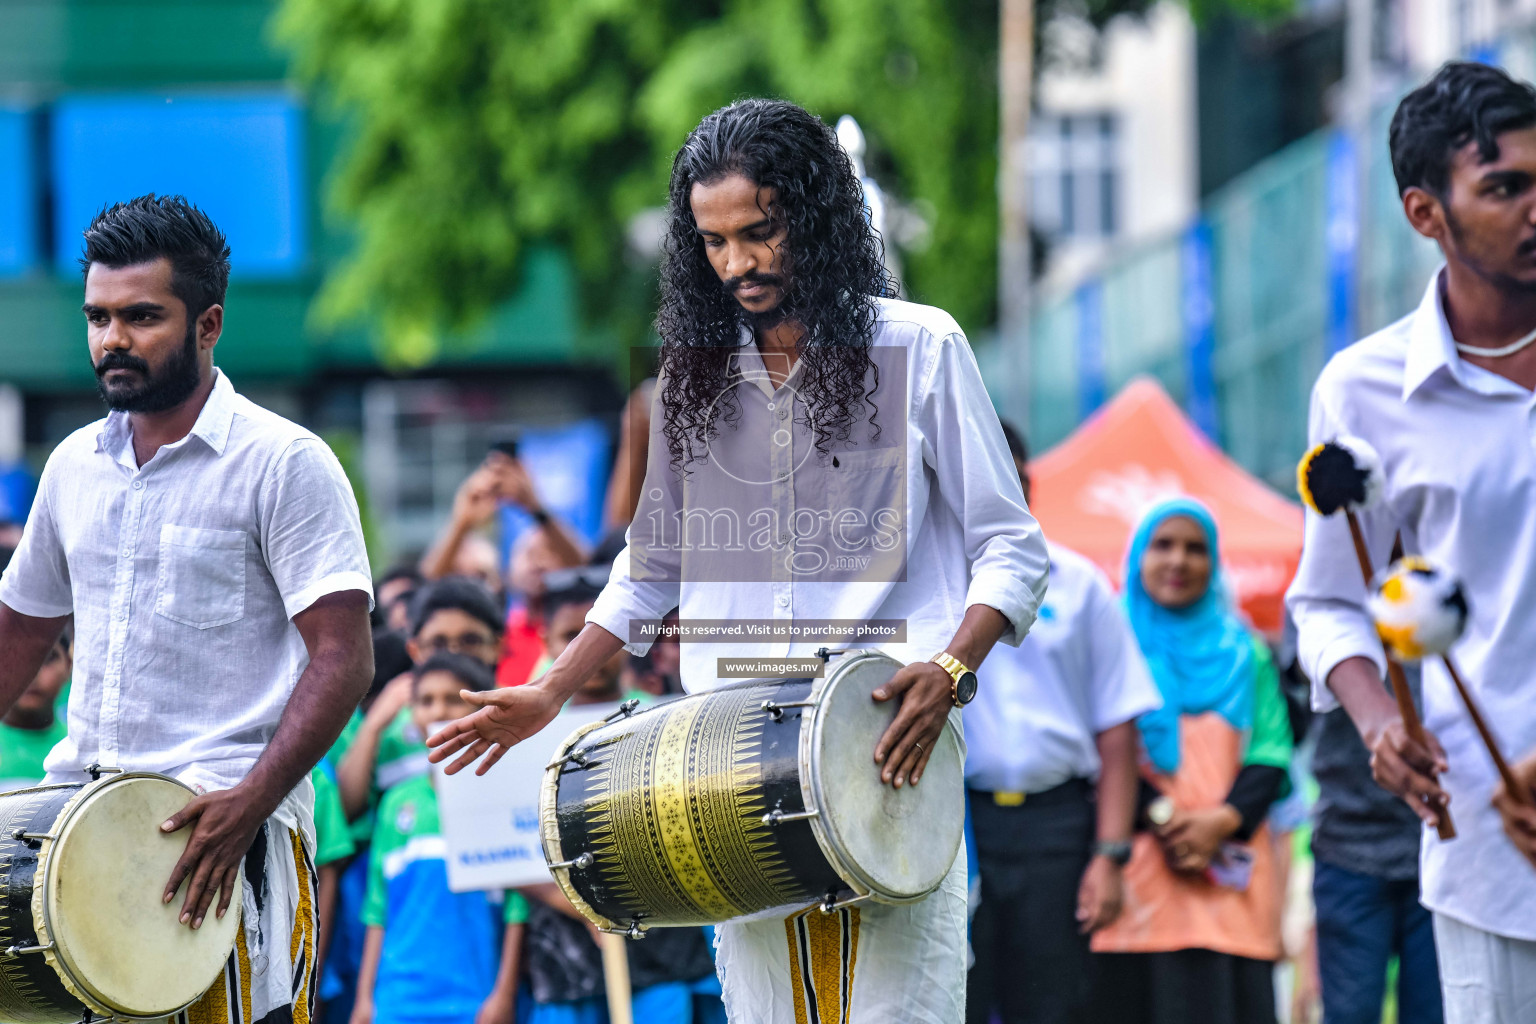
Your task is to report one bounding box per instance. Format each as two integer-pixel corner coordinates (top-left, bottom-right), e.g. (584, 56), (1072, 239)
(1027, 377), (1303, 633)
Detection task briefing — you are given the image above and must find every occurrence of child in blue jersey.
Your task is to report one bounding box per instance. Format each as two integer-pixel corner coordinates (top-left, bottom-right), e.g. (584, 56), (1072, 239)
(351, 653), (526, 1024)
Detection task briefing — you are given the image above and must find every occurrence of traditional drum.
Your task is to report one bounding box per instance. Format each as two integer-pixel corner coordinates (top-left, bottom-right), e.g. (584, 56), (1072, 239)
(540, 650), (964, 935)
(0, 770), (241, 1022)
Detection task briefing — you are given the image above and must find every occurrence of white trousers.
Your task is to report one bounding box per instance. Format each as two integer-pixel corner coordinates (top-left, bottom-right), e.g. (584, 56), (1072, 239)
(1433, 912), (1536, 1024)
(714, 842), (968, 1024)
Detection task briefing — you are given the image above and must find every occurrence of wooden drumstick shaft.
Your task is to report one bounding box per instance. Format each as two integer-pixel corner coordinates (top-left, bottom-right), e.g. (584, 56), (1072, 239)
(1442, 654), (1532, 806)
(1343, 511), (1456, 839)
(600, 931), (634, 1024)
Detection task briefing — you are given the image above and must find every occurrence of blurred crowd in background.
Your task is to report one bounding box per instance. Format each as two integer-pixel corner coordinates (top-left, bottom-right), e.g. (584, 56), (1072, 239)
(0, 376), (1432, 1024)
(1, 2), (1524, 1022)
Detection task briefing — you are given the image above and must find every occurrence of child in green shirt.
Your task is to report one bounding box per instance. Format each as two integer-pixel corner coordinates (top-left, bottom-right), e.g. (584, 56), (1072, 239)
(312, 762), (355, 987)
(337, 578), (504, 823)
(0, 629), (70, 792)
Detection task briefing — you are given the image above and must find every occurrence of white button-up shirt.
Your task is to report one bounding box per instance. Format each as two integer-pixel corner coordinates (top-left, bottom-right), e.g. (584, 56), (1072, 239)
(0, 370), (373, 802)
(965, 545), (1161, 794)
(589, 297), (1049, 691)
(1287, 271), (1536, 941)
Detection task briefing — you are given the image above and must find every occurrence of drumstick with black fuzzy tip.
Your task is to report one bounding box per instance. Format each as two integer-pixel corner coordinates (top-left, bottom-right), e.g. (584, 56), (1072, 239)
(1298, 439), (1456, 839)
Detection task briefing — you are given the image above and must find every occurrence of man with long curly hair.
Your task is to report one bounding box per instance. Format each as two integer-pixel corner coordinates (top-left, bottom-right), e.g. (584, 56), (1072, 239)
(429, 99), (1048, 1023)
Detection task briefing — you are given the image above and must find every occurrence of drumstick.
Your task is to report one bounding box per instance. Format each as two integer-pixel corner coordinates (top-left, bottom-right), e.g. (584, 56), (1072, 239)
(600, 931), (634, 1024)
(1299, 439), (1455, 838)
(1441, 653), (1532, 806)
(1343, 511), (1456, 839)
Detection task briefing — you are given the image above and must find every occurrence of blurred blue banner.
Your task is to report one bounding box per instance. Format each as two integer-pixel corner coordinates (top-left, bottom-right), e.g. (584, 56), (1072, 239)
(0, 464), (34, 525)
(1076, 279), (1106, 418)
(496, 418), (612, 567)
(0, 107), (37, 278)
(1181, 218), (1219, 441)
(1325, 130), (1358, 356)
(52, 94), (307, 276)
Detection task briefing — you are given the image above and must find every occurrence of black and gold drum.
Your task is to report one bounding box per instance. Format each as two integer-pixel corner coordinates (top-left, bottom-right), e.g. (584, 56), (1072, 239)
(539, 650), (964, 934)
(0, 771), (241, 1022)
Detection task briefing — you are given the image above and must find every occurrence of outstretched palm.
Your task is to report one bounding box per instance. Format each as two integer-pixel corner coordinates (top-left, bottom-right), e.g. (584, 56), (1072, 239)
(426, 685), (562, 776)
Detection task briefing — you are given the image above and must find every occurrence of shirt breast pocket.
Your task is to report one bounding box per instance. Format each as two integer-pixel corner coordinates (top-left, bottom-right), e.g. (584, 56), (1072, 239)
(829, 446), (905, 505)
(156, 525), (247, 629)
(826, 446), (907, 552)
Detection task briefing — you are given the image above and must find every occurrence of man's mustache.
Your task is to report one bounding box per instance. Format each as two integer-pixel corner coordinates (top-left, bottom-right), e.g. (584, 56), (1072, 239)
(724, 272), (784, 294)
(94, 352), (150, 378)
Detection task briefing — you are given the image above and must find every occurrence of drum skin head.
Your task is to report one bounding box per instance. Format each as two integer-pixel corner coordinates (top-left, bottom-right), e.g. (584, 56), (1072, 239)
(806, 652), (964, 902)
(39, 775), (240, 1018)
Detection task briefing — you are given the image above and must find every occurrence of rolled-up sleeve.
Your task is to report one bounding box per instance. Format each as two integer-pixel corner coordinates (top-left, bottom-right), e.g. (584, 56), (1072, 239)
(1085, 570), (1162, 730)
(917, 331), (1049, 646)
(261, 438), (375, 620)
(587, 383), (682, 655)
(0, 456), (73, 619)
(1285, 379), (1394, 711)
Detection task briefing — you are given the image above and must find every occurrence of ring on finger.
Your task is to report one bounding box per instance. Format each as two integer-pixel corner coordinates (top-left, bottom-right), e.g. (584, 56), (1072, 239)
(913, 740), (924, 754)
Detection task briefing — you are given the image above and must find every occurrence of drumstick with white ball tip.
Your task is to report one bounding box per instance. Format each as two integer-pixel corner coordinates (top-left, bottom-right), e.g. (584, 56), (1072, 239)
(1368, 559), (1532, 807)
(1298, 439), (1456, 839)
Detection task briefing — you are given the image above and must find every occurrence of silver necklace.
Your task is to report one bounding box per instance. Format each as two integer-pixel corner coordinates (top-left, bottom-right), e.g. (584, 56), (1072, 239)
(1455, 324), (1536, 359)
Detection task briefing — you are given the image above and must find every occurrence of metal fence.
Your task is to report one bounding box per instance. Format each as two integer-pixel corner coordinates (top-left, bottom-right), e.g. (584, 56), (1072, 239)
(981, 77), (1465, 491)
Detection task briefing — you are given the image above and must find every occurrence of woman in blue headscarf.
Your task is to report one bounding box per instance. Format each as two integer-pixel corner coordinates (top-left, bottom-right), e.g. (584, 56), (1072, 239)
(1092, 498), (1293, 1024)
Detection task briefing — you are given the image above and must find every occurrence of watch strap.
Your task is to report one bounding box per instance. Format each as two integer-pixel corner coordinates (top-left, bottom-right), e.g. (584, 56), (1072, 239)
(930, 651), (974, 707)
(1092, 839), (1133, 866)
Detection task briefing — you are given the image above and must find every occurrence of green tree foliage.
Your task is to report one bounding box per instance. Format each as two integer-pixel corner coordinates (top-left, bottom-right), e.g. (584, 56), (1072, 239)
(276, 0), (1286, 361)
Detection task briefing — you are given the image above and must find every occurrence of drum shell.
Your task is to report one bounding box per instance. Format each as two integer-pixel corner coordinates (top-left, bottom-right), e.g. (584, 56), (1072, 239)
(0, 785), (90, 1023)
(543, 679), (846, 929)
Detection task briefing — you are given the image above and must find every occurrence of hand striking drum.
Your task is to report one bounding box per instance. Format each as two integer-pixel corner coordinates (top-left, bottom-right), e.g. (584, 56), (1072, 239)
(542, 652), (964, 935)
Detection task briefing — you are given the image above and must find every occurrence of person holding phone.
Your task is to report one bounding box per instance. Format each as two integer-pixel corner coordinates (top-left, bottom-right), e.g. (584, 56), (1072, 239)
(419, 439), (585, 595)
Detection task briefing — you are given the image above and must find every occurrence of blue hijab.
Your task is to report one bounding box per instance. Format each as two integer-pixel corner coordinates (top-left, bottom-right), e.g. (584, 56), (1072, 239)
(1124, 498), (1255, 775)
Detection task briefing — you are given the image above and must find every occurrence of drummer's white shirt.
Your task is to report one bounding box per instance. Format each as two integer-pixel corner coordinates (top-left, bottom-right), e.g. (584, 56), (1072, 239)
(0, 369), (372, 839)
(589, 297), (1050, 688)
(1286, 269), (1536, 943)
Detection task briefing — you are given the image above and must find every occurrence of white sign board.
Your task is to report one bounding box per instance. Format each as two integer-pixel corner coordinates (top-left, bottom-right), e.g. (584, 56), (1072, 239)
(437, 701), (618, 892)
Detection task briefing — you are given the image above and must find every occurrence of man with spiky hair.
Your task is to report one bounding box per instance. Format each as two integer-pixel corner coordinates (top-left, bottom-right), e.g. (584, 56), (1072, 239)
(1288, 62), (1536, 1021)
(430, 100), (1048, 1022)
(0, 195), (373, 1022)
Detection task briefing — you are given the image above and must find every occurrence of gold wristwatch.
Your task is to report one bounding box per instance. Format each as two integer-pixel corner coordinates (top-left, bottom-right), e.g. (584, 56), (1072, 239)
(930, 652), (979, 707)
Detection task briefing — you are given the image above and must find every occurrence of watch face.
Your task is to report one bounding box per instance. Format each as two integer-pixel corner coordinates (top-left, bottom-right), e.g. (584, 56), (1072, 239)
(955, 671), (978, 705)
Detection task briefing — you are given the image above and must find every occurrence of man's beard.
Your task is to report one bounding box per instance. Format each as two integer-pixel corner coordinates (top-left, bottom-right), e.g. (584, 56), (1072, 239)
(94, 321), (201, 413)
(1444, 206), (1536, 296)
(726, 271), (791, 329)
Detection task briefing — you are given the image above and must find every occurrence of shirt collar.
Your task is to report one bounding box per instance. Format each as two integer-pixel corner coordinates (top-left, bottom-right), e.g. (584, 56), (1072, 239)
(95, 368), (237, 461)
(731, 323), (804, 398)
(1402, 270), (1458, 401)
(1402, 269), (1530, 401)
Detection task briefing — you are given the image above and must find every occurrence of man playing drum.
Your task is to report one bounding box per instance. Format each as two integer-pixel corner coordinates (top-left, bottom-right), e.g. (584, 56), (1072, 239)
(429, 100), (1049, 1023)
(0, 195), (374, 1021)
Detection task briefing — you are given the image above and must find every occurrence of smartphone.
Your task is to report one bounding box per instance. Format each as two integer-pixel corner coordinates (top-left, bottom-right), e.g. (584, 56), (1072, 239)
(489, 434), (521, 460)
